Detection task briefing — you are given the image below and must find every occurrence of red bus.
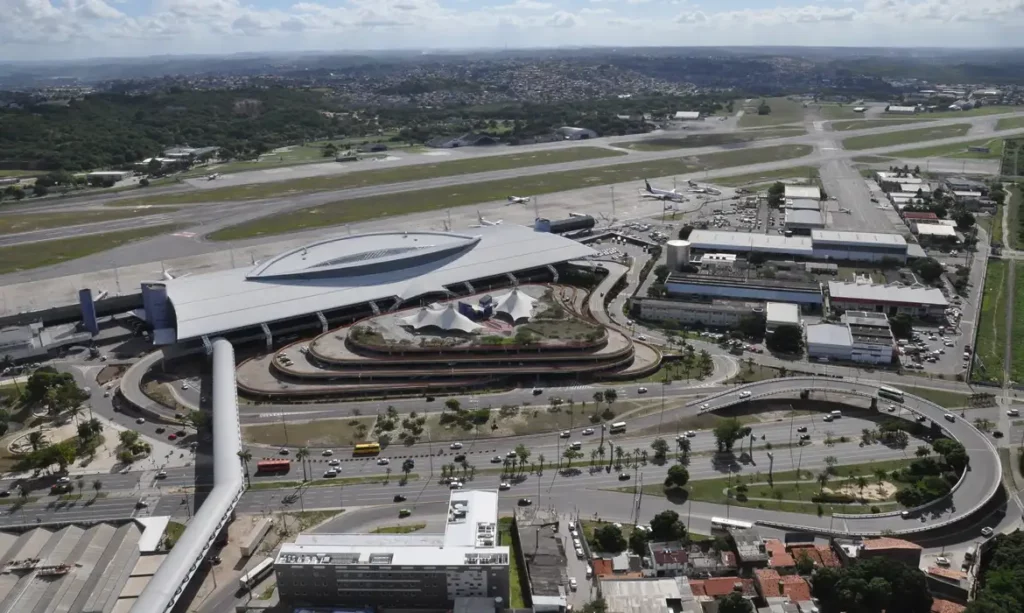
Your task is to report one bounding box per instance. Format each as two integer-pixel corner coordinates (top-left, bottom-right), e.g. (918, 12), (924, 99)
(255, 459), (291, 474)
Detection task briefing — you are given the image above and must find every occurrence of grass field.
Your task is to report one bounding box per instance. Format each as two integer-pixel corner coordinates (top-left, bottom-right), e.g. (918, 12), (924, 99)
(498, 517), (527, 608)
(210, 144), (813, 240)
(242, 416), (377, 447)
(893, 386), (970, 408)
(638, 458), (914, 515)
(709, 165), (819, 187)
(117, 147), (627, 206)
(0, 208), (174, 236)
(974, 259), (1009, 385)
(181, 140), (411, 178)
(372, 522), (426, 534)
(0, 224), (180, 275)
(0, 170), (40, 178)
(916, 106), (1022, 119)
(997, 117), (1024, 131)
(1008, 187), (1021, 250)
(815, 104), (864, 120)
(885, 138), (1010, 160)
(1012, 264), (1024, 385)
(830, 119), (933, 132)
(738, 97), (806, 128)
(842, 124), (972, 151)
(1000, 138), (1024, 176)
(619, 127), (805, 151)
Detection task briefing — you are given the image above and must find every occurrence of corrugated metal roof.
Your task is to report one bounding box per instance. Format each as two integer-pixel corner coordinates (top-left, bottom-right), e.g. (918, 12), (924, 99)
(828, 281), (948, 306)
(784, 185), (821, 200)
(811, 230), (908, 247)
(806, 324), (852, 347)
(785, 209), (824, 226)
(686, 230), (814, 254)
(163, 226), (594, 341)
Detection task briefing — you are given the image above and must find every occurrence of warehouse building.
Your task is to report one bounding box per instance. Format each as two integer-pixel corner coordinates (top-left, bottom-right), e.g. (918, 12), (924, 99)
(811, 230), (910, 263)
(945, 177), (988, 195)
(636, 298), (762, 328)
(673, 111), (701, 120)
(666, 274), (823, 307)
(886, 105), (920, 114)
(786, 198), (821, 211)
(784, 209), (825, 232)
(827, 281), (948, 318)
(806, 324), (853, 362)
(685, 230), (814, 258)
(765, 302), (800, 332)
(843, 311), (895, 364)
(784, 185), (821, 201)
(275, 490), (509, 609)
(913, 223), (958, 244)
(684, 230), (913, 263)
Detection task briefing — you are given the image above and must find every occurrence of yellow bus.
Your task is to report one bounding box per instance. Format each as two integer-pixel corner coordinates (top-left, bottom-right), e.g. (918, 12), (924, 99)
(353, 442), (381, 456)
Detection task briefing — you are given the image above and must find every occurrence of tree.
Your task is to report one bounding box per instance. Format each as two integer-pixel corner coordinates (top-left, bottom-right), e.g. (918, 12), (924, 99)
(915, 445), (931, 458)
(824, 455), (839, 475)
(649, 510), (687, 541)
(795, 550), (815, 575)
(767, 181), (786, 208)
(911, 257), (944, 284)
(713, 418), (745, 452)
(593, 524), (626, 553)
(592, 390), (605, 406)
(603, 389), (618, 407)
(628, 527), (650, 556)
(28, 431), (45, 452)
(296, 447), (310, 481)
(767, 324), (804, 355)
(889, 313), (913, 339)
(954, 210), (976, 230)
(562, 447), (583, 468)
(581, 599), (607, 613)
(52, 441), (76, 473)
(817, 471), (830, 493)
(651, 438), (669, 461)
(444, 399), (461, 412)
(238, 449), (253, 486)
(737, 314), (765, 339)
(718, 591), (753, 613)
(677, 225), (694, 240)
(515, 444), (530, 473)
(32, 183), (48, 197)
(139, 177), (150, 187)
(664, 464), (690, 489)
(92, 479), (102, 498)
(812, 556), (932, 613)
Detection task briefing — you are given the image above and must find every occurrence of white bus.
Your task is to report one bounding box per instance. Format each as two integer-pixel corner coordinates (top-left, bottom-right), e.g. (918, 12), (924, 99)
(877, 385), (904, 403)
(711, 517), (754, 532)
(608, 422), (627, 434)
(239, 557), (274, 591)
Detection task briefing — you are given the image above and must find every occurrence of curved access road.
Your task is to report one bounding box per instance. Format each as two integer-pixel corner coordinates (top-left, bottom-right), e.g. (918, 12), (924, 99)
(691, 377), (1001, 536)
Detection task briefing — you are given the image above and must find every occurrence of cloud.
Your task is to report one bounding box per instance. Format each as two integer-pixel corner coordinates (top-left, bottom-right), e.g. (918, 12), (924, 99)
(675, 10), (708, 23)
(495, 0), (553, 11)
(545, 10), (578, 27)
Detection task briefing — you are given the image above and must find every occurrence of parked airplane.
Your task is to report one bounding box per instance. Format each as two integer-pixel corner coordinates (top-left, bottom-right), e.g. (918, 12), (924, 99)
(471, 212), (502, 227)
(507, 196), (531, 205)
(641, 180), (684, 202)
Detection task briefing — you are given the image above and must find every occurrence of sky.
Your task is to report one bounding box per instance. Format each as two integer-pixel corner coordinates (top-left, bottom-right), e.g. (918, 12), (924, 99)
(3, 0), (1024, 61)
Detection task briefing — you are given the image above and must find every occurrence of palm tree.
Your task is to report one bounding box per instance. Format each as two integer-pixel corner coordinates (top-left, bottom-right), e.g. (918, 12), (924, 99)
(592, 391), (605, 406)
(874, 468), (887, 485)
(67, 404), (82, 425)
(633, 447), (642, 467)
(237, 449), (253, 486)
(537, 453), (545, 474)
(817, 472), (830, 494)
(773, 489), (784, 508)
(76, 477), (84, 498)
(92, 479), (102, 499)
(615, 446), (625, 467)
(590, 449), (598, 466)
(856, 476), (868, 494)
(604, 389), (618, 408)
(28, 431), (45, 452)
(296, 447), (310, 482)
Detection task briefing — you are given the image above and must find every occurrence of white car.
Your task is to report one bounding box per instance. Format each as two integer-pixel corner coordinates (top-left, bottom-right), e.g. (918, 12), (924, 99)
(569, 577), (578, 591)
(449, 481), (463, 490)
(738, 391), (752, 399)
(322, 449), (334, 457)
(575, 547), (585, 559)
(981, 527), (994, 537)
(582, 428), (595, 435)
(945, 413), (956, 422)
(323, 470), (338, 478)
(935, 557), (951, 566)
(560, 430), (571, 438)
(637, 387), (648, 394)
(499, 482), (511, 490)
(887, 404), (896, 412)
(328, 459), (341, 466)
(450, 442), (463, 450)
(181, 382), (189, 390)
(136, 417), (145, 424)
(156, 471), (167, 479)
(377, 458), (390, 465)
(700, 403), (710, 410)
(1008, 409), (1020, 417)
(686, 430), (697, 437)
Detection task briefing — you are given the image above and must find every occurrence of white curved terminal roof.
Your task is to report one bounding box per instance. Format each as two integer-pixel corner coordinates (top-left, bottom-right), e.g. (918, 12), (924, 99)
(163, 225), (594, 342)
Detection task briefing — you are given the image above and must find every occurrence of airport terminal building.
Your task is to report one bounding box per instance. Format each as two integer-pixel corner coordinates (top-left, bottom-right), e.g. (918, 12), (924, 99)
(685, 229), (920, 263)
(140, 226), (595, 349)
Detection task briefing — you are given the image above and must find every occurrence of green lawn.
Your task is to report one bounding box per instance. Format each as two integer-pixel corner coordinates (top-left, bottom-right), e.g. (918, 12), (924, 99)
(893, 386), (970, 408)
(997, 117), (1024, 131)
(243, 416), (377, 447)
(738, 97), (807, 127)
(0, 208), (174, 236)
(830, 119), (933, 132)
(165, 521), (187, 548)
(116, 147), (627, 206)
(917, 106), (1022, 119)
(1011, 264), (1024, 385)
(974, 259), (1009, 385)
(619, 127), (804, 151)
(499, 517), (527, 608)
(727, 363), (782, 384)
(1007, 187), (1020, 250)
(210, 144), (813, 240)
(639, 458), (915, 515)
(0, 224), (180, 275)
(842, 124), (972, 151)
(815, 104), (864, 120)
(0, 170), (41, 178)
(886, 138), (1009, 160)
(711, 166), (819, 187)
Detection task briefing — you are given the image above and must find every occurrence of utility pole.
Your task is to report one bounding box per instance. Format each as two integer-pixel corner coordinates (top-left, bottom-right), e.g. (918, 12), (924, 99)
(610, 185), (616, 224)
(767, 451), (774, 486)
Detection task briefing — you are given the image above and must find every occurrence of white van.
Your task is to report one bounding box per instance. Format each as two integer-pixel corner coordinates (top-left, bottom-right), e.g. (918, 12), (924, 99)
(585, 565), (593, 579)
(830, 410), (842, 418)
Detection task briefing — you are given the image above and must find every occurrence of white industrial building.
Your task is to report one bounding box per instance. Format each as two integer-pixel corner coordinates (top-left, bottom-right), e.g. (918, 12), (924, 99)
(784, 185), (821, 201)
(673, 111), (701, 120)
(684, 229), (913, 263)
(843, 311), (895, 364)
(765, 302), (800, 332)
(828, 281), (948, 318)
(886, 105), (920, 113)
(697, 253), (737, 270)
(786, 198), (821, 211)
(806, 324), (853, 362)
(275, 490), (510, 609)
(913, 223), (958, 241)
(784, 209), (825, 231)
(636, 298), (761, 328)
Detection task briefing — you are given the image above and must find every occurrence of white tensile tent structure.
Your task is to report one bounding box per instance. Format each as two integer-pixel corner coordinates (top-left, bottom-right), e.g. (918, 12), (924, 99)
(401, 303), (481, 333)
(493, 288), (537, 323)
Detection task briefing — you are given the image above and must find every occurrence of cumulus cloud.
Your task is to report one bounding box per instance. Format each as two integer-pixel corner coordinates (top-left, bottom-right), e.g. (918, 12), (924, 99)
(545, 10), (578, 27)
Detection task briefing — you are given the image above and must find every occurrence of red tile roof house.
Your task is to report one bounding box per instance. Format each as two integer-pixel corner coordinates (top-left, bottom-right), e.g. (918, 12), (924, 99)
(689, 576), (757, 605)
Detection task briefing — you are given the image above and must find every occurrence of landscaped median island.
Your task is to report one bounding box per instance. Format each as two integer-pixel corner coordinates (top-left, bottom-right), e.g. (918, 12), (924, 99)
(114, 146), (627, 206)
(973, 259), (1009, 384)
(0, 224), (182, 274)
(208, 144), (813, 240)
(841, 123), (972, 150)
(617, 127), (805, 151)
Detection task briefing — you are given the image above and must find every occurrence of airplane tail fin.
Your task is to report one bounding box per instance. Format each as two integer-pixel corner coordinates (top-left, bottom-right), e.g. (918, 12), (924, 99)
(477, 211), (483, 222)
(644, 179), (652, 191)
